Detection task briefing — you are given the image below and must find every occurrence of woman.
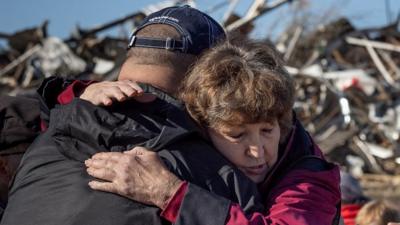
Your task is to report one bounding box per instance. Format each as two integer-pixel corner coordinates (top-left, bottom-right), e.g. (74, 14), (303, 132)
(85, 39), (341, 225)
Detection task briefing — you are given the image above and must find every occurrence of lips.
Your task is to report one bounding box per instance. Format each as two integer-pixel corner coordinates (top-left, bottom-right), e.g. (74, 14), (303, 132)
(243, 164), (267, 175)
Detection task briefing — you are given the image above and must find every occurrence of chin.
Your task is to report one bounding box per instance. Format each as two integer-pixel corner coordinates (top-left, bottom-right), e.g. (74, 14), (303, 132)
(238, 167), (268, 183)
(248, 175), (265, 184)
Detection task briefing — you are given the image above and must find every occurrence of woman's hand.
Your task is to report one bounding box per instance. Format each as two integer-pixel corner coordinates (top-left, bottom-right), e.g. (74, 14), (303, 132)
(80, 80), (143, 106)
(85, 147), (183, 210)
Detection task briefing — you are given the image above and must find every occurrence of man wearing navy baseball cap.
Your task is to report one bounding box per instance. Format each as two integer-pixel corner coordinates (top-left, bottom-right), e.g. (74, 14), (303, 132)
(128, 5), (225, 55)
(1, 5), (262, 225)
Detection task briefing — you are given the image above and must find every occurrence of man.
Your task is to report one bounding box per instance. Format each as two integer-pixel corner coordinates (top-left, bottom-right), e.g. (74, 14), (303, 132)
(1, 6), (262, 225)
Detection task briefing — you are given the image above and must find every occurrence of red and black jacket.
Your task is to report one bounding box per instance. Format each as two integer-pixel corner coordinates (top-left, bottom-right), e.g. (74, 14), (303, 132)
(2, 77), (263, 225)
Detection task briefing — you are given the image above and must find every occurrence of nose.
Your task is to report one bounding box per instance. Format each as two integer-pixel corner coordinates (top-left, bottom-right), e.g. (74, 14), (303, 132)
(247, 143), (265, 159)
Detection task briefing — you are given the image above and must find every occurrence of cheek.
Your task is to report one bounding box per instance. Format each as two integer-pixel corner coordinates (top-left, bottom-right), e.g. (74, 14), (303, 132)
(266, 130), (280, 165)
(269, 148), (279, 165)
(216, 144), (243, 164)
(211, 139), (245, 166)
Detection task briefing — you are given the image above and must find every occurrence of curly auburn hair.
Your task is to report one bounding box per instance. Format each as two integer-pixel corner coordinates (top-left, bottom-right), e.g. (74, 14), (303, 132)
(179, 38), (295, 142)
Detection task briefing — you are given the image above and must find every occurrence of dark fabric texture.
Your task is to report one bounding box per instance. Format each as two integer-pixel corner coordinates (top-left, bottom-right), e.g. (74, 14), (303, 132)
(175, 183), (231, 225)
(36, 76), (82, 127)
(0, 95), (40, 152)
(0, 204), (3, 221)
(1, 91), (263, 225)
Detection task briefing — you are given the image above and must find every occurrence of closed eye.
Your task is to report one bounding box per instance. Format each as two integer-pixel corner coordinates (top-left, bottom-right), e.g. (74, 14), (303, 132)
(261, 128), (273, 134)
(227, 133), (244, 139)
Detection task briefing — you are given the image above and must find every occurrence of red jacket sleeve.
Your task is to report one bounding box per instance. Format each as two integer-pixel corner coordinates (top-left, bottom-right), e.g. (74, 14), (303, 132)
(225, 168), (340, 225)
(162, 167), (340, 225)
(57, 80), (96, 105)
(160, 181), (188, 223)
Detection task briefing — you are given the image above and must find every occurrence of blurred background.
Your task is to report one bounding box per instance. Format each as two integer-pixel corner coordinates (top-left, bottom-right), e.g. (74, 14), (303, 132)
(1, 0), (399, 41)
(1, 0), (400, 203)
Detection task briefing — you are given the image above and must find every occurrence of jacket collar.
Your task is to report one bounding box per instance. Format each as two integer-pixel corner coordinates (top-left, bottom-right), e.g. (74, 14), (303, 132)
(259, 116), (314, 192)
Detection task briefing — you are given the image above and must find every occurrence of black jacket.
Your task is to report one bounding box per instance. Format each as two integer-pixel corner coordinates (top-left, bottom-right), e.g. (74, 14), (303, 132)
(0, 95), (41, 220)
(0, 95), (41, 152)
(1, 85), (263, 225)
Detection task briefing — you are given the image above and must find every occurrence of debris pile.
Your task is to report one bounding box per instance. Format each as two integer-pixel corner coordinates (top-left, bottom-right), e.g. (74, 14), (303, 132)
(275, 15), (400, 196)
(280, 18), (400, 177)
(0, 11), (145, 96)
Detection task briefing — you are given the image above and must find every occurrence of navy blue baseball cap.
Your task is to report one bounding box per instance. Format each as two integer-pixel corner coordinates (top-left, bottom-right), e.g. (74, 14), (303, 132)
(127, 5), (226, 55)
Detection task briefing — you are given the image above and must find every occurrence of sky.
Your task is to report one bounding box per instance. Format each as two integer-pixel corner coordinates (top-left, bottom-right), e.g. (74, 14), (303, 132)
(0, 0), (399, 47)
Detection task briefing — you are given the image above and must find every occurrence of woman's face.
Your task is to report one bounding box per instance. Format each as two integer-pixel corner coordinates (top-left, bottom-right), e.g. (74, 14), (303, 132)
(208, 119), (280, 183)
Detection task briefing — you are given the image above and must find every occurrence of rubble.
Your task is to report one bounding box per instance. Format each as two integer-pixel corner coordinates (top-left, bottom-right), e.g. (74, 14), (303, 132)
(283, 17), (400, 177)
(0, 0), (187, 96)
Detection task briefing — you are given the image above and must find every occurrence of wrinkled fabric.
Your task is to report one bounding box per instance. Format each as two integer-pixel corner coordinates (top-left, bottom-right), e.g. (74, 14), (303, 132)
(0, 95), (40, 151)
(36, 76), (95, 130)
(1, 92), (263, 225)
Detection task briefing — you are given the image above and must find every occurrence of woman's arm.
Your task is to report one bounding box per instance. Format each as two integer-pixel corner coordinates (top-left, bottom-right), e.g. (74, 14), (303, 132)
(57, 80), (143, 106)
(161, 168), (340, 225)
(85, 147), (340, 225)
(38, 78), (144, 130)
(38, 76), (143, 108)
